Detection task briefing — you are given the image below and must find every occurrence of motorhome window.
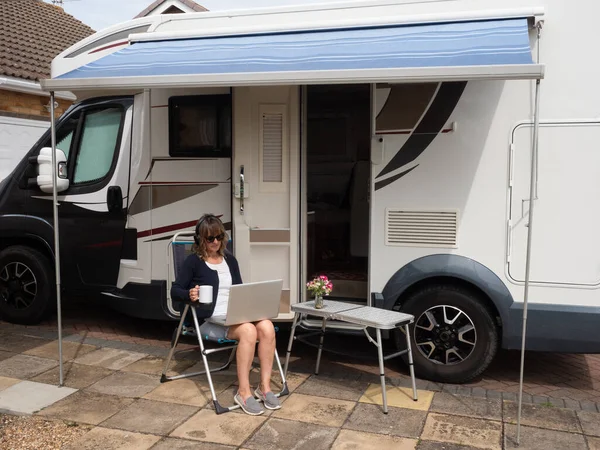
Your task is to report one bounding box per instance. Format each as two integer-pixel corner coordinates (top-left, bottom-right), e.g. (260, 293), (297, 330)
(54, 113), (81, 158)
(168, 95), (232, 157)
(375, 83), (438, 133)
(73, 107), (123, 184)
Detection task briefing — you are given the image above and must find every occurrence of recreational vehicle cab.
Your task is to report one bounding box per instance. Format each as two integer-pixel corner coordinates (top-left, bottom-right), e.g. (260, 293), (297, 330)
(1, 0), (599, 383)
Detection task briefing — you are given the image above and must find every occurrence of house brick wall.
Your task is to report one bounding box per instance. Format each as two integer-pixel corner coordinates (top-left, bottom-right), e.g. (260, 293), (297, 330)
(0, 89), (72, 120)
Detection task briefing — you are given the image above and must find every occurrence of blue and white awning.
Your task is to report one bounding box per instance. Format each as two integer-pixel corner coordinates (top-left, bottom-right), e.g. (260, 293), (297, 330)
(43, 17), (543, 91)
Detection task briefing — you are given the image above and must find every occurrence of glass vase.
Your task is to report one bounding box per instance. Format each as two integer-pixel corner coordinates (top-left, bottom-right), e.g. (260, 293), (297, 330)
(314, 294), (324, 309)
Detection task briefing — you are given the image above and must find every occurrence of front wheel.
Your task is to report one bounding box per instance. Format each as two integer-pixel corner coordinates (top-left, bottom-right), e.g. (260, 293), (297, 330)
(394, 284), (499, 384)
(0, 246), (54, 324)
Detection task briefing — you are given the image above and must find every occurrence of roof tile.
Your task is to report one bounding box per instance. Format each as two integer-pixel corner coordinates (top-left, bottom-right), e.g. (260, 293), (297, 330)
(0, 0), (95, 81)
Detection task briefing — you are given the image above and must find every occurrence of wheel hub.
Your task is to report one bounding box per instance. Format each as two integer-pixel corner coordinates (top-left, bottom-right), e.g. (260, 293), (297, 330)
(413, 305), (477, 365)
(8, 279), (21, 292)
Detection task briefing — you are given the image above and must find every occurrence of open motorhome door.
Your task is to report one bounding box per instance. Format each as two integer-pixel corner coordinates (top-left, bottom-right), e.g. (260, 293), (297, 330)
(231, 86), (300, 318)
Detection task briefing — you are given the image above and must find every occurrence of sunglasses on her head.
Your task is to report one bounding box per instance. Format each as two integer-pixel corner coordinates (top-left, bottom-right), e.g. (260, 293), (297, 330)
(205, 233), (225, 243)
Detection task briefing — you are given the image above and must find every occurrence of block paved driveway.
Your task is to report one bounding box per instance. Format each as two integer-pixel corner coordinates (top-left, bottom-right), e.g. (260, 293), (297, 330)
(1, 317), (600, 450)
(2, 299), (600, 407)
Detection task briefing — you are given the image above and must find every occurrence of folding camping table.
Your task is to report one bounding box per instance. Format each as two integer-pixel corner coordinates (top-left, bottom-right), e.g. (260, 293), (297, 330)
(284, 299), (418, 413)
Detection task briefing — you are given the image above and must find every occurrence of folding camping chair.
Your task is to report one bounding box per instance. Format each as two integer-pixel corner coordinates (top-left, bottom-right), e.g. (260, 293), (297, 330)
(160, 232), (289, 414)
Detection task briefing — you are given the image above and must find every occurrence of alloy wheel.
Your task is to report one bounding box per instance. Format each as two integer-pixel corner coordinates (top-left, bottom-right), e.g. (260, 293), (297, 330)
(414, 305), (477, 365)
(0, 262), (38, 309)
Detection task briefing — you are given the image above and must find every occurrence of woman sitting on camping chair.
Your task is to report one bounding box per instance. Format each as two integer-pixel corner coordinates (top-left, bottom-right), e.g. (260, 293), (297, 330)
(170, 213), (281, 416)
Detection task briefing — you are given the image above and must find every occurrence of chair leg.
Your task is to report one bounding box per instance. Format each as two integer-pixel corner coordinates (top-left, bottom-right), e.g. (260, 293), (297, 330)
(160, 304), (189, 383)
(405, 323), (418, 401)
(273, 347), (290, 397)
(189, 308), (221, 406)
(376, 328), (388, 414)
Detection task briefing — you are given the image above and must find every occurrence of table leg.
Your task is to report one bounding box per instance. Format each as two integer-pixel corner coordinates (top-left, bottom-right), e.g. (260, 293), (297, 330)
(405, 323), (418, 401)
(315, 316), (327, 375)
(284, 312), (299, 377)
(376, 328), (388, 414)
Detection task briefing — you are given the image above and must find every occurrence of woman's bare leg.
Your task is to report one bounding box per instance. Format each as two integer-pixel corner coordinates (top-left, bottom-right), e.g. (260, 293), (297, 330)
(227, 322), (257, 399)
(255, 319), (276, 392)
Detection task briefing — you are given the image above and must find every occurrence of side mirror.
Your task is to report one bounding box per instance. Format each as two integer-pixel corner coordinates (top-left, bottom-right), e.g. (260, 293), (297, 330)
(107, 186), (123, 213)
(28, 147), (69, 193)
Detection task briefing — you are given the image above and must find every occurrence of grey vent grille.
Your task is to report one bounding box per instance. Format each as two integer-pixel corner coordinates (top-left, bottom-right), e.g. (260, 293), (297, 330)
(262, 113), (283, 183)
(385, 209), (458, 247)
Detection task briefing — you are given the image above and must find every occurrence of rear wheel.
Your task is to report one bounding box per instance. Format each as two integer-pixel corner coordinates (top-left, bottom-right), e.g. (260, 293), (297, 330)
(394, 284), (498, 383)
(0, 246), (54, 324)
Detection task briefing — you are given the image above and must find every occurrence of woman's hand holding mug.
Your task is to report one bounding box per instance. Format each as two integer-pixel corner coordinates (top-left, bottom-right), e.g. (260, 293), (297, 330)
(189, 285), (200, 302)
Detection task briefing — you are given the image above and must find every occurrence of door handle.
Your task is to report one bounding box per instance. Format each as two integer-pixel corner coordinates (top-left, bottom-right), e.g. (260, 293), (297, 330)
(240, 165), (245, 215)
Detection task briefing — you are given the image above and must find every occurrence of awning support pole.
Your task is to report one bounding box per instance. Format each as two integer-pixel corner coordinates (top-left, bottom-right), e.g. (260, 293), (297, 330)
(516, 75), (542, 447)
(50, 91), (64, 387)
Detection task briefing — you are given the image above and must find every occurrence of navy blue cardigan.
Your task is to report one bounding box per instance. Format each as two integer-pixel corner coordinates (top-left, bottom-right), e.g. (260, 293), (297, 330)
(171, 251), (243, 318)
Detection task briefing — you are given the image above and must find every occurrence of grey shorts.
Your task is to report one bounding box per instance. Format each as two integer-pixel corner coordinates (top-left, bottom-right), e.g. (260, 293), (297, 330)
(199, 319), (232, 343)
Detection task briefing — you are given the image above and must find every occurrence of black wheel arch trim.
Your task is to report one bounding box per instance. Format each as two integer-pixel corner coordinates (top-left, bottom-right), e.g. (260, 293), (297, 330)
(0, 215), (55, 257)
(381, 254), (513, 339)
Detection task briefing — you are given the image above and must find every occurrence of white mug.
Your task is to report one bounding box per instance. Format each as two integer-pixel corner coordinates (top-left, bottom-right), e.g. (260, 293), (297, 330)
(198, 285), (213, 304)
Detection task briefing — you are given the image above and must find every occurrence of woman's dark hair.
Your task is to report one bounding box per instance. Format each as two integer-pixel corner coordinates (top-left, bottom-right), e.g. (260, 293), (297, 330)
(192, 214), (228, 260)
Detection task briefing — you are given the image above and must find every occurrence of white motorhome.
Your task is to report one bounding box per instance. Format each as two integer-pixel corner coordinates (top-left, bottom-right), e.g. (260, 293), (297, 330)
(0, 0), (598, 383)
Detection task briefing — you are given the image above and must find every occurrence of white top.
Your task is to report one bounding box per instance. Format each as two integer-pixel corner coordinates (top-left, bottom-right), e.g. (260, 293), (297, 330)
(206, 259), (232, 321)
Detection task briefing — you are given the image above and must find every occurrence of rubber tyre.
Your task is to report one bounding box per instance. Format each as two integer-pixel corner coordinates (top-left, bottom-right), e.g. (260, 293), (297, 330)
(394, 284), (499, 384)
(0, 246), (54, 325)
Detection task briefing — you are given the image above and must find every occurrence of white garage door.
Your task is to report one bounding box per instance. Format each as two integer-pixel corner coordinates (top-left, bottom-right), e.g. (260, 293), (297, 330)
(0, 116), (49, 180)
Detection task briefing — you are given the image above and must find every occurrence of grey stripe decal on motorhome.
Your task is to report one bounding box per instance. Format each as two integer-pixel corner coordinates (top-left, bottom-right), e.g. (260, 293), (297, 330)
(376, 81), (467, 181)
(374, 165), (418, 191)
(129, 184), (217, 216)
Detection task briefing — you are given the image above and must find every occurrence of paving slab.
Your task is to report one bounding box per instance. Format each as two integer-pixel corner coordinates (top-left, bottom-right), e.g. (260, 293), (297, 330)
(37, 390), (135, 425)
(87, 371), (161, 398)
(577, 410), (600, 437)
(120, 356), (196, 376)
(343, 403), (426, 438)
(295, 375), (370, 401)
(271, 392), (355, 427)
(170, 408), (266, 446)
(0, 332), (51, 353)
(0, 376), (20, 392)
(589, 437), (600, 450)
(503, 400), (581, 433)
(63, 426), (161, 450)
(23, 339), (98, 361)
(331, 429), (418, 450)
(417, 442), (484, 450)
(0, 354), (58, 379)
(143, 377), (232, 407)
(243, 417), (338, 450)
(0, 380), (76, 415)
(504, 424), (587, 449)
(421, 413), (502, 450)
(269, 369), (310, 393)
(151, 437), (236, 450)
(359, 384), (434, 411)
(102, 398), (198, 435)
(430, 393), (502, 421)
(30, 362), (114, 389)
(74, 347), (147, 370)
(0, 350), (14, 362)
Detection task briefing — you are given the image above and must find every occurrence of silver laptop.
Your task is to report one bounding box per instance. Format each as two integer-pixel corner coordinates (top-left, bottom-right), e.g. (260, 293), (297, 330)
(217, 279), (283, 326)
